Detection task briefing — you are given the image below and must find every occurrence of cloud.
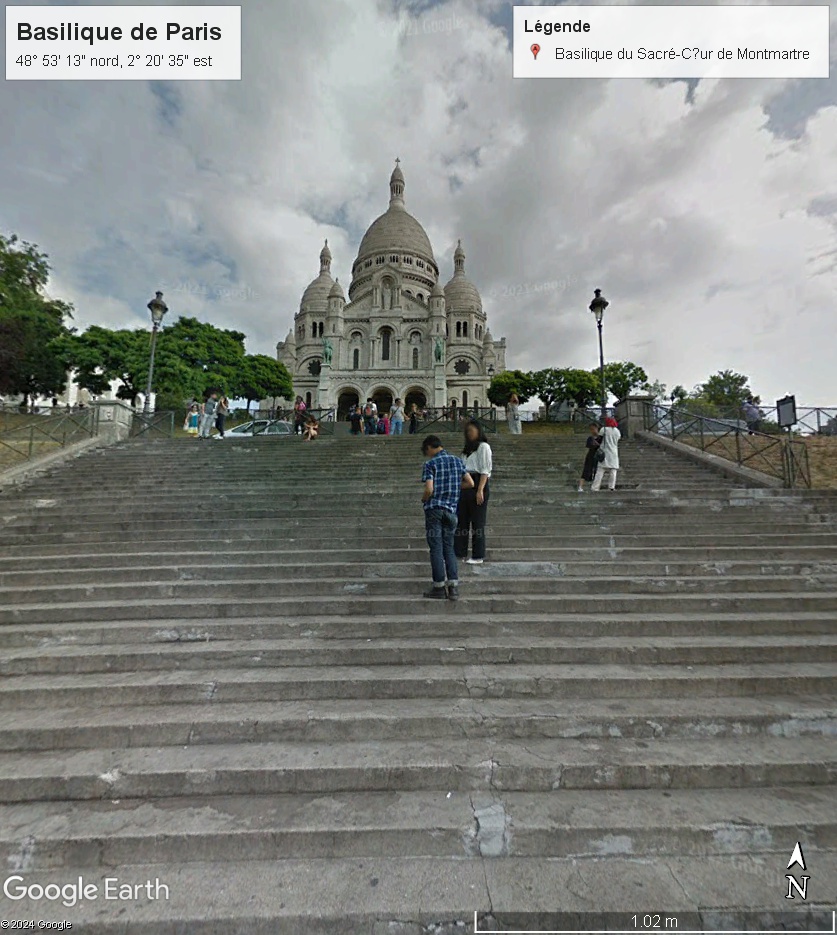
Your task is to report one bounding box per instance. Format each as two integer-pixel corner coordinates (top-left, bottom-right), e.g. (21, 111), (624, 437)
(0, 0), (835, 404)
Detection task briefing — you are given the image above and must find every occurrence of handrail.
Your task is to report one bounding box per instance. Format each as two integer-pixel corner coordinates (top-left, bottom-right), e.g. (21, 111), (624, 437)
(642, 403), (811, 488)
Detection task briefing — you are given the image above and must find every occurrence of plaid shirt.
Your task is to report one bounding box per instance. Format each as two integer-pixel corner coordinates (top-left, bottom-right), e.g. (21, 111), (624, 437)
(422, 450), (467, 513)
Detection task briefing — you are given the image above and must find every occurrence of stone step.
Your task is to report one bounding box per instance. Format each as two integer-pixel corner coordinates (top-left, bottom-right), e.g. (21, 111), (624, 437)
(4, 573), (837, 606)
(5, 531), (837, 552)
(2, 558), (837, 586)
(2, 611), (834, 649)
(3, 544), (836, 568)
(1, 662), (834, 710)
(3, 853), (835, 933)
(4, 635), (836, 677)
(0, 737), (834, 804)
(0, 695), (833, 752)
(1, 786), (834, 869)
(3, 591), (836, 625)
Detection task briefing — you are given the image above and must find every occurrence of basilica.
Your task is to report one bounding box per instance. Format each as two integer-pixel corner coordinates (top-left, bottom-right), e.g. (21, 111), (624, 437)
(275, 162), (506, 417)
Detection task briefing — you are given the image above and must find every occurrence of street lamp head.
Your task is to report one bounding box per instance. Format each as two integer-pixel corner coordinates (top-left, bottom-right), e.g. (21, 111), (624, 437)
(487, 364), (495, 376)
(147, 291), (168, 326)
(589, 288), (609, 323)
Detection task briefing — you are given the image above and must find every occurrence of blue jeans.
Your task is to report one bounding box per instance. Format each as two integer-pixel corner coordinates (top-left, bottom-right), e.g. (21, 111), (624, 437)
(391, 419), (403, 435)
(425, 508), (458, 586)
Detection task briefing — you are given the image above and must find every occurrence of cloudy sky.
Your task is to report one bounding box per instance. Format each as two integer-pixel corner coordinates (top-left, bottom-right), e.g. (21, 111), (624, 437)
(1, 0), (835, 405)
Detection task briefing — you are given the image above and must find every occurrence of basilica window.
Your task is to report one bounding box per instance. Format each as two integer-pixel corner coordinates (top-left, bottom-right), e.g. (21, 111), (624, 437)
(353, 348), (360, 370)
(380, 327), (393, 361)
(417, 294), (424, 303)
(308, 359), (322, 376)
(417, 260), (424, 268)
(462, 321), (468, 338)
(376, 256), (384, 265)
(365, 260), (372, 268)
(305, 392), (312, 407)
(319, 322), (325, 337)
(390, 255), (398, 263)
(412, 347), (419, 370)
(462, 391), (468, 408)
(404, 257), (412, 264)
(456, 322), (462, 338)
(454, 359), (471, 375)
(311, 322), (317, 338)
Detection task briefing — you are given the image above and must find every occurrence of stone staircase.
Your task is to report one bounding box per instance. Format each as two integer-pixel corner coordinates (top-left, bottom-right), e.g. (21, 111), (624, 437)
(0, 432), (836, 933)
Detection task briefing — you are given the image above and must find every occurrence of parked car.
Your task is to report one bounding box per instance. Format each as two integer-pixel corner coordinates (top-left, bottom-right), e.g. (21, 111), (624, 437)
(225, 420), (293, 438)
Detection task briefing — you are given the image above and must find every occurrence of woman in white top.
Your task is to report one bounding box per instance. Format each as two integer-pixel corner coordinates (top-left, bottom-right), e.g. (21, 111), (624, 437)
(455, 420), (493, 564)
(591, 417), (621, 490)
(507, 393), (522, 435)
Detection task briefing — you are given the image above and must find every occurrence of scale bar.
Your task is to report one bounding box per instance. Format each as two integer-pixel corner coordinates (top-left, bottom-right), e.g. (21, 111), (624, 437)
(473, 909), (837, 934)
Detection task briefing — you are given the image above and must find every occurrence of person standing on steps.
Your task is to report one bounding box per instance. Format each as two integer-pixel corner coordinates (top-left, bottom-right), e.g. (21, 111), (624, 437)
(591, 417), (621, 491)
(363, 400), (376, 436)
(390, 398), (405, 436)
(507, 392), (522, 435)
(293, 396), (307, 436)
(408, 402), (419, 435)
(349, 405), (363, 436)
(184, 403), (200, 437)
(421, 435), (475, 601)
(578, 422), (602, 492)
(214, 396), (230, 439)
(455, 420), (493, 565)
(199, 391), (218, 439)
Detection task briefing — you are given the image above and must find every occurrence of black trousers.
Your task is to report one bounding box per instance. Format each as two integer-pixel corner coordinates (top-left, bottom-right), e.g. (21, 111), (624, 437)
(455, 474), (489, 560)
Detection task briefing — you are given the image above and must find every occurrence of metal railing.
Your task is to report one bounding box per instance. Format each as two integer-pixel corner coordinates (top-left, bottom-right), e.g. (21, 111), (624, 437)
(0, 407), (100, 468)
(642, 403), (811, 488)
(404, 407), (498, 435)
(131, 411), (175, 438)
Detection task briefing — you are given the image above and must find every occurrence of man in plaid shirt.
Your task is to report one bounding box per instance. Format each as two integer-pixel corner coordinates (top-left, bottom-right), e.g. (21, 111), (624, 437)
(421, 435), (475, 600)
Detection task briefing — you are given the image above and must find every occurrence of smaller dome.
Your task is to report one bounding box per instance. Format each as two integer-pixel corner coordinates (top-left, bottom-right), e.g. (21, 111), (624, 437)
(483, 329), (493, 344)
(301, 271), (333, 309)
(454, 239), (465, 259)
(444, 239), (481, 310)
(328, 278), (345, 299)
(430, 279), (445, 298)
(320, 239), (332, 263)
(391, 162), (404, 184)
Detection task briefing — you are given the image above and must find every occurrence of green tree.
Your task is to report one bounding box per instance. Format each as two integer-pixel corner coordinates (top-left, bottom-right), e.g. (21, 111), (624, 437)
(0, 233), (73, 404)
(603, 361), (648, 403)
(487, 370), (534, 406)
(644, 379), (667, 402)
(236, 354), (293, 413)
(529, 368), (567, 415)
(670, 385), (688, 406)
(699, 369), (752, 415)
(562, 368), (600, 410)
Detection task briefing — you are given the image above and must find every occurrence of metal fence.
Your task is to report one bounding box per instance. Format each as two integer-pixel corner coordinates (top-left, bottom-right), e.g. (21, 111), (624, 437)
(253, 406), (499, 435)
(642, 403), (811, 488)
(131, 411), (176, 438)
(0, 407), (100, 468)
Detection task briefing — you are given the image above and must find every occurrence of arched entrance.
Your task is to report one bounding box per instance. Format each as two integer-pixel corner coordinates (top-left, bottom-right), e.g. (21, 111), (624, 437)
(370, 386), (393, 414)
(337, 389), (359, 419)
(404, 387), (427, 413)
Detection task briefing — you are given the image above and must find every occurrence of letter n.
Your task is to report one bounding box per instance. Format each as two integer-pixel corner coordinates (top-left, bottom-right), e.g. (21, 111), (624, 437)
(785, 875), (809, 900)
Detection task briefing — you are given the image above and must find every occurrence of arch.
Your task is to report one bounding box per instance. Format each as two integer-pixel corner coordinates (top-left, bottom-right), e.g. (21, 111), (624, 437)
(370, 385), (394, 414)
(403, 386), (428, 412)
(462, 390), (468, 408)
(336, 388), (360, 419)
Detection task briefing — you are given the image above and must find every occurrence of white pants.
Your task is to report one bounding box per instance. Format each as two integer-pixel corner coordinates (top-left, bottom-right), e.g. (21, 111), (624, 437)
(199, 413), (215, 437)
(591, 465), (617, 490)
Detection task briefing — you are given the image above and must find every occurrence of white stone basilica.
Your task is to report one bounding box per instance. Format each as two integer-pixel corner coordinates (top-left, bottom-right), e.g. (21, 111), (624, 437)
(275, 162), (506, 417)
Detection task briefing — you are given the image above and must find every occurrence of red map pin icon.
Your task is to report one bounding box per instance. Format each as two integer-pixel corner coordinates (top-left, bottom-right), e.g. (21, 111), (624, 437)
(530, 43), (540, 59)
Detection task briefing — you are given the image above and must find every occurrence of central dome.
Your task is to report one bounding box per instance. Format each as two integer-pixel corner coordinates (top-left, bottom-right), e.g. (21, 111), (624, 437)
(354, 161), (435, 264)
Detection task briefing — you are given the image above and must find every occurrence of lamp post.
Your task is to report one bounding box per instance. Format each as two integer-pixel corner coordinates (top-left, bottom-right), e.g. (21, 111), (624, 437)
(589, 288), (609, 423)
(143, 291), (168, 415)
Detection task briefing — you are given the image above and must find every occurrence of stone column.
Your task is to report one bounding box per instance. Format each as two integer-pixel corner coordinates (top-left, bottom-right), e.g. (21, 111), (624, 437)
(316, 363), (333, 411)
(615, 394), (655, 437)
(91, 400), (134, 442)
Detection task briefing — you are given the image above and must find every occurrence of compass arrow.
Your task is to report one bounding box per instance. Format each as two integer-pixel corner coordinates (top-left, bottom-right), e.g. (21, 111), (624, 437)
(787, 842), (806, 871)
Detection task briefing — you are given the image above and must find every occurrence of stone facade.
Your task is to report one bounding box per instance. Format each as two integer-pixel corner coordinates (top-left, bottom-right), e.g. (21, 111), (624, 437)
(275, 162), (506, 416)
